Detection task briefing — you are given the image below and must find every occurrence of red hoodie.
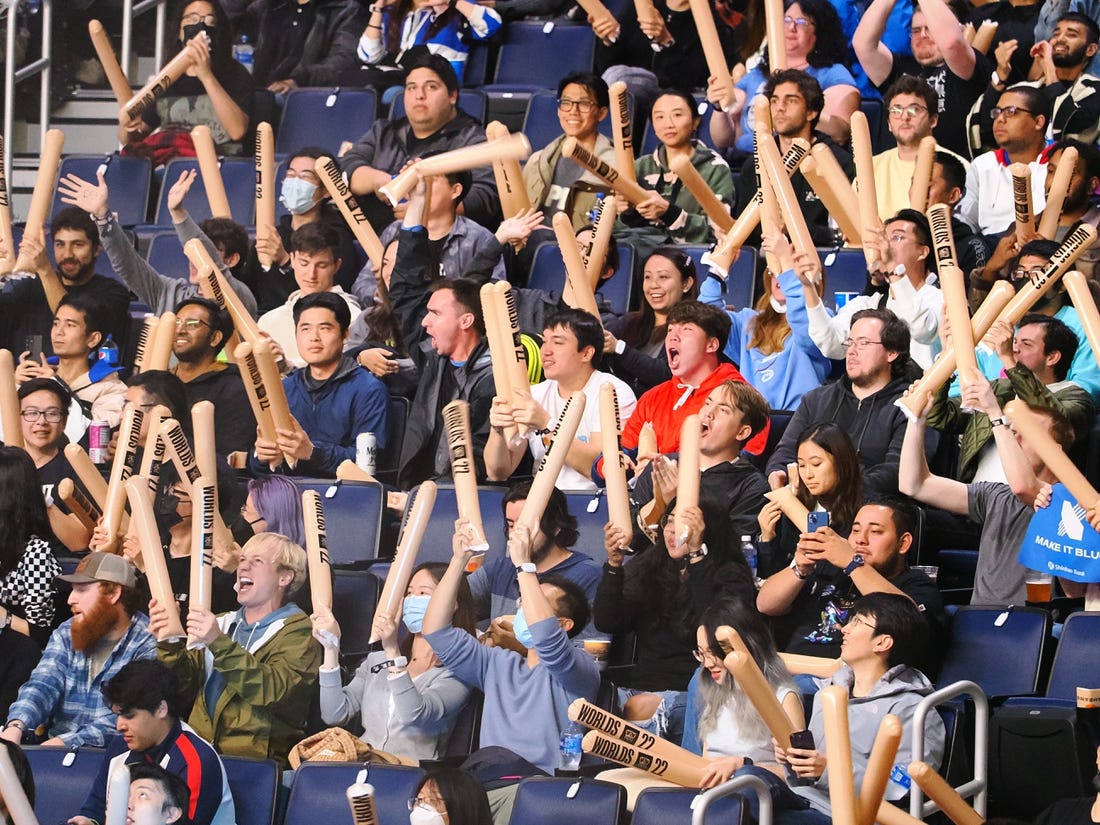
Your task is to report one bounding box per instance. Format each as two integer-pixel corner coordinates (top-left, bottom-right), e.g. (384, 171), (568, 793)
(621, 362), (769, 455)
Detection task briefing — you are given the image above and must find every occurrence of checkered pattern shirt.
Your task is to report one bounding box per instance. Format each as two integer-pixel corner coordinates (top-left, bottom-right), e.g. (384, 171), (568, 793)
(6, 612), (156, 746)
(0, 536), (61, 632)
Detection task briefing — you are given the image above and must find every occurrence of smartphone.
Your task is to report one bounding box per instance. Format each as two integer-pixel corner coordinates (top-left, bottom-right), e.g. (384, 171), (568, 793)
(24, 334), (43, 362)
(806, 511), (830, 532)
(785, 729), (817, 786)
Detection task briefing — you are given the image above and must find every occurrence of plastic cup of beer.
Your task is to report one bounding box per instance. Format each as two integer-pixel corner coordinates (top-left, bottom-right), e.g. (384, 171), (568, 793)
(583, 639), (611, 670)
(1025, 570), (1053, 603)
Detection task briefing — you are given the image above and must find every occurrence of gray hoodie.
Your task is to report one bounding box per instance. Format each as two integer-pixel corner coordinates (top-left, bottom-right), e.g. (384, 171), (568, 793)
(796, 664), (946, 814)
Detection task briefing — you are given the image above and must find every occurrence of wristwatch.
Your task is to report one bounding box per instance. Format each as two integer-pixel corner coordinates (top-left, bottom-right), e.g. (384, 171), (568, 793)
(515, 562), (537, 574)
(686, 543), (708, 561)
(789, 558), (809, 580)
(614, 339), (627, 355)
(989, 416), (1009, 428)
(843, 554), (866, 576)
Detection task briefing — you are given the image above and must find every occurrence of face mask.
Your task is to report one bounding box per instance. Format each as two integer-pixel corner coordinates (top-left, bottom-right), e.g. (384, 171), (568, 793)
(281, 177), (319, 215)
(511, 607), (536, 649)
(181, 23), (213, 45)
(769, 296), (787, 314)
(154, 493), (184, 532)
(231, 516), (257, 546)
(402, 594), (431, 634)
(409, 806), (445, 825)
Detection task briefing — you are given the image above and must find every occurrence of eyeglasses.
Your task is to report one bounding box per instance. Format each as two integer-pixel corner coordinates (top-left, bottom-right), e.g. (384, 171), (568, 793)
(846, 614), (877, 632)
(888, 103), (927, 118)
(783, 15), (813, 29)
(558, 97), (597, 113)
(174, 318), (210, 330)
(181, 12), (217, 25)
(407, 797), (446, 813)
(692, 648), (721, 664)
(990, 106), (1036, 120)
(843, 338), (884, 350)
(1011, 267), (1046, 282)
(20, 408), (63, 423)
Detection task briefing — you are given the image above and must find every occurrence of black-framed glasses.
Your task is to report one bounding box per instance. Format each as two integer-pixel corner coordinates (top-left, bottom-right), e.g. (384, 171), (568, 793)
(692, 648), (720, 664)
(20, 408), (63, 423)
(1011, 267), (1046, 282)
(558, 97), (597, 113)
(990, 106), (1036, 120)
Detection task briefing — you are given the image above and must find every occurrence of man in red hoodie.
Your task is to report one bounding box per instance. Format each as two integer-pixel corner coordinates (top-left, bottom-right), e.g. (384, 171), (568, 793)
(621, 301), (767, 455)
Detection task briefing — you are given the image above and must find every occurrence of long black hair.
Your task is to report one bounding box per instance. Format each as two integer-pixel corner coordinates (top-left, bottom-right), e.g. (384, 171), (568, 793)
(0, 447), (56, 579)
(415, 768), (493, 825)
(167, 0), (235, 68)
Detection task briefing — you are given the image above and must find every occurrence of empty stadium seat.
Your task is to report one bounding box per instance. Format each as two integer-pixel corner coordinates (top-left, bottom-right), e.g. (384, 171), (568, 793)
(221, 755), (280, 825)
(485, 23), (596, 92)
(284, 763), (425, 825)
(413, 483), (508, 565)
(151, 158), (255, 227)
(377, 395), (409, 484)
(444, 689), (484, 759)
(508, 777), (625, 825)
(276, 88), (378, 158)
(820, 247), (869, 310)
(560, 490), (617, 566)
(633, 786), (743, 825)
(332, 567), (381, 661)
(682, 244), (757, 310)
(1043, 611), (1100, 701)
(292, 479), (385, 566)
(937, 606), (1051, 700)
(527, 241), (636, 316)
(54, 154), (152, 226)
(145, 230), (191, 280)
(23, 745), (104, 825)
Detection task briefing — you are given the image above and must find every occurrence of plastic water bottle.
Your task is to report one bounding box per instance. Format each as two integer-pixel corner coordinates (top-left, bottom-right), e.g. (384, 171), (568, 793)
(559, 722), (583, 772)
(741, 535), (758, 581)
(233, 35), (253, 73)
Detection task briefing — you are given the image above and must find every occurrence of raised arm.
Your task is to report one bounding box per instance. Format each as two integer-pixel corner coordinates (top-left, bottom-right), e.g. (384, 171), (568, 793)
(853, 0), (899, 87)
(921, 0), (977, 79)
(897, 389), (969, 513)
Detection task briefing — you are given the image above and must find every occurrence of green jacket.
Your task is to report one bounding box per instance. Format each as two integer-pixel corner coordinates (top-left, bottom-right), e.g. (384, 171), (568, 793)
(523, 133), (615, 232)
(927, 363), (1095, 482)
(626, 141), (734, 245)
(158, 607), (321, 766)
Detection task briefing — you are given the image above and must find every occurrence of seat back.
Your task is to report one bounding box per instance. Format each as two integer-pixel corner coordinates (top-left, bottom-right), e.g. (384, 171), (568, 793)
(522, 89), (628, 152)
(683, 244), (757, 310)
(276, 88), (379, 158)
(527, 241), (636, 316)
(285, 762), (425, 825)
(490, 23), (596, 88)
(376, 395), (409, 483)
(23, 745), (105, 825)
(820, 247), (869, 310)
(1046, 611), (1100, 700)
(413, 483), (508, 565)
(390, 89), (488, 123)
(292, 479), (385, 565)
(937, 606), (1051, 700)
(444, 689), (484, 758)
(332, 567), (382, 660)
(507, 777), (625, 825)
(632, 786), (743, 825)
(560, 490), (617, 566)
(221, 755), (280, 825)
(154, 158), (256, 225)
(54, 155), (152, 226)
(145, 231), (191, 281)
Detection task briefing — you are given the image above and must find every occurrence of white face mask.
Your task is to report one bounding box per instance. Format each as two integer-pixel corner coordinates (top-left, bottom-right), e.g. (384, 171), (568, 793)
(409, 806), (446, 825)
(769, 296), (788, 314)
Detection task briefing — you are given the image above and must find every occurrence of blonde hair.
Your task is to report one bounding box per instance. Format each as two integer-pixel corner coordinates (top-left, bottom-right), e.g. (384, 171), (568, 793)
(746, 270), (792, 355)
(244, 532), (308, 597)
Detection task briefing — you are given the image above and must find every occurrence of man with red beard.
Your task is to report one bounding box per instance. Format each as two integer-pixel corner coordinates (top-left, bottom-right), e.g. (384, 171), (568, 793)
(0, 553), (156, 748)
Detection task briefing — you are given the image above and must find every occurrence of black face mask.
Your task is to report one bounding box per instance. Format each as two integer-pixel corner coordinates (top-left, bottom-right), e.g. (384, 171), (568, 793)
(1091, 773), (1100, 794)
(181, 23), (214, 45)
(155, 493), (184, 532)
(231, 515), (258, 546)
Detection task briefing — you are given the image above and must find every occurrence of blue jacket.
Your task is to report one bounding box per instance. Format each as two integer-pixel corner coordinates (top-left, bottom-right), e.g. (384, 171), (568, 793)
(251, 355), (389, 477)
(703, 268), (833, 411)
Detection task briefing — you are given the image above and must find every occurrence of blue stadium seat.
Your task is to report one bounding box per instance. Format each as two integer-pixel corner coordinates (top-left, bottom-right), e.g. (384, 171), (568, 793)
(820, 247), (869, 310)
(332, 567), (381, 661)
(152, 158), (255, 226)
(444, 689), (483, 759)
(560, 490), (614, 566)
(284, 763), (425, 825)
(522, 89), (630, 152)
(221, 755), (280, 825)
(485, 22), (596, 92)
(860, 98), (887, 154)
(276, 87), (378, 159)
(54, 154), (152, 227)
(463, 42), (491, 87)
(413, 483), (508, 565)
(683, 244), (757, 310)
(527, 241), (636, 316)
(1043, 611), (1100, 701)
(292, 479), (386, 566)
(937, 606), (1051, 700)
(508, 777), (625, 825)
(145, 230), (191, 281)
(23, 745), (104, 825)
(390, 89), (488, 124)
(633, 786), (744, 825)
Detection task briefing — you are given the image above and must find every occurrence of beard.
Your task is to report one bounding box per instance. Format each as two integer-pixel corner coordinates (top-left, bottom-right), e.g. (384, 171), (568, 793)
(1052, 44), (1088, 68)
(71, 591), (122, 651)
(529, 533), (557, 566)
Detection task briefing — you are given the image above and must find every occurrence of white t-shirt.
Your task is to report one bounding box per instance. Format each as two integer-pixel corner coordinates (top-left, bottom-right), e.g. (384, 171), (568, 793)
(704, 685), (796, 766)
(526, 370), (637, 492)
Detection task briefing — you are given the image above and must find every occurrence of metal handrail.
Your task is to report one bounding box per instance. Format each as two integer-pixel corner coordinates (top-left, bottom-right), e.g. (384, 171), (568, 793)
(910, 679), (989, 819)
(121, 0), (168, 83)
(691, 774), (774, 825)
(4, 0), (52, 181)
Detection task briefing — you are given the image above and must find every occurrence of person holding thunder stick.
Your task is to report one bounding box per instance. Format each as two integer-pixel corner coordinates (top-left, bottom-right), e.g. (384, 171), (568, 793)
(596, 494), (755, 745)
(311, 562), (476, 762)
(118, 0), (251, 163)
(616, 89), (734, 247)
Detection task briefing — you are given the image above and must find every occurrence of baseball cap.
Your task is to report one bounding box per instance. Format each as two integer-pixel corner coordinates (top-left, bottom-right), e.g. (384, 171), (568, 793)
(58, 552), (137, 589)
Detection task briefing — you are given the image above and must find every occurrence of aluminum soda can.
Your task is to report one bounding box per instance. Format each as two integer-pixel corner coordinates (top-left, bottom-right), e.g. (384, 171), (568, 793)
(88, 421), (111, 464)
(356, 432), (377, 475)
